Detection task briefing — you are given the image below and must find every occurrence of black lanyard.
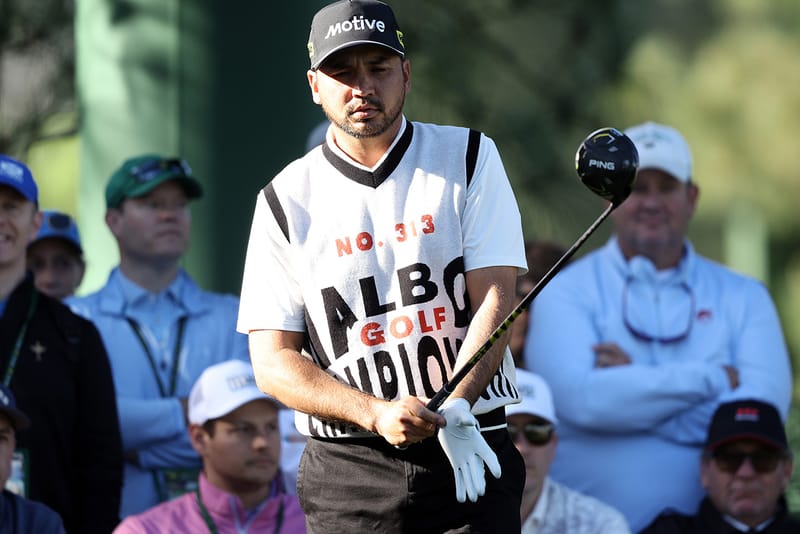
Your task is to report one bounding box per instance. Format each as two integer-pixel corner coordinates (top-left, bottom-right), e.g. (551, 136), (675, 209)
(195, 485), (285, 534)
(127, 315), (189, 503)
(3, 288), (39, 386)
(126, 316), (187, 397)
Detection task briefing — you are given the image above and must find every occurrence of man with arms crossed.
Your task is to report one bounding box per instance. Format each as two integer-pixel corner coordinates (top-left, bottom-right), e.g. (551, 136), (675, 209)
(70, 155), (250, 517)
(524, 122), (792, 531)
(238, 1), (526, 531)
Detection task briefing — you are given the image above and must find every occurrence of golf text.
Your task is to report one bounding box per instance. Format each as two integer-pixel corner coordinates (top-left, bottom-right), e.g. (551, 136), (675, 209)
(319, 256), (469, 361)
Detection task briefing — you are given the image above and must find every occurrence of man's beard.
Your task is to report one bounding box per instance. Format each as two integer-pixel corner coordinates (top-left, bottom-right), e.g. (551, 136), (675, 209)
(322, 93), (405, 139)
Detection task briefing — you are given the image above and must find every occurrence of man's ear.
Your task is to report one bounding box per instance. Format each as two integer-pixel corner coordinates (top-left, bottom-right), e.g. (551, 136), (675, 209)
(189, 424), (209, 456)
(308, 70), (321, 105)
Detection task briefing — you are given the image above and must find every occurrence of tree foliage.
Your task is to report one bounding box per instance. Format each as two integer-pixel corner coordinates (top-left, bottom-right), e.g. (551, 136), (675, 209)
(0, 0), (75, 156)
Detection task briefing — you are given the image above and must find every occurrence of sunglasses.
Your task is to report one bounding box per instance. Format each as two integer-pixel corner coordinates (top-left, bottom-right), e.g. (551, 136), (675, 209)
(129, 158), (192, 182)
(45, 212), (74, 231)
(623, 277), (695, 344)
(507, 422), (554, 446)
(710, 449), (787, 474)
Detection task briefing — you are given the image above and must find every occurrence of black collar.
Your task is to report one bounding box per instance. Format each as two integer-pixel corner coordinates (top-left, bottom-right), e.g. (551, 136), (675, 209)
(321, 122), (413, 189)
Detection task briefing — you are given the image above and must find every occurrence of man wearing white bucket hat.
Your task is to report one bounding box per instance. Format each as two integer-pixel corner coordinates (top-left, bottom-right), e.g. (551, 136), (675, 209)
(508, 369), (630, 533)
(114, 360), (306, 533)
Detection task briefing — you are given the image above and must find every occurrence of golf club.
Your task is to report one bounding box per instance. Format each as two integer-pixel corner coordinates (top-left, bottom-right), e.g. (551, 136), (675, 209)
(426, 127), (639, 412)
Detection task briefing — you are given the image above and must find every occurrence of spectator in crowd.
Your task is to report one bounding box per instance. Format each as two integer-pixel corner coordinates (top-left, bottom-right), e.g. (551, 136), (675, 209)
(642, 399), (800, 533)
(0, 154), (123, 533)
(114, 360), (305, 533)
(524, 121), (793, 531)
(69, 155), (249, 518)
(508, 240), (566, 367)
(27, 209), (85, 299)
(0, 383), (66, 533)
(509, 369), (630, 533)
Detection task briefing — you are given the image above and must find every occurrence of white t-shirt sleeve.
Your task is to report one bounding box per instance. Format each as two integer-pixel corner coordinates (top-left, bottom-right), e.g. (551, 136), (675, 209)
(237, 191), (306, 334)
(461, 133), (527, 274)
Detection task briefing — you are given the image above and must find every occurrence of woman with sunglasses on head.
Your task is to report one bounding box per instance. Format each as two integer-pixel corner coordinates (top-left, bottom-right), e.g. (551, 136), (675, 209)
(508, 369), (630, 533)
(642, 399), (800, 533)
(524, 122), (792, 532)
(26, 210), (86, 299)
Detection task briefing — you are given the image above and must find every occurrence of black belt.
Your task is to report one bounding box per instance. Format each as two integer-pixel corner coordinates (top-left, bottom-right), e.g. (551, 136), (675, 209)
(476, 406), (506, 429)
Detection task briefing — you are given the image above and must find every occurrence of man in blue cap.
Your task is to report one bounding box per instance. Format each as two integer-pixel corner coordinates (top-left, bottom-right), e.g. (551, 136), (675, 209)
(69, 154), (250, 518)
(0, 154), (123, 533)
(27, 210), (86, 299)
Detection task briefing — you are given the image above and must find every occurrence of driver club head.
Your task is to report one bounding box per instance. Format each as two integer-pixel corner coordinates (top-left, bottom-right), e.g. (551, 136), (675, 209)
(575, 127), (639, 206)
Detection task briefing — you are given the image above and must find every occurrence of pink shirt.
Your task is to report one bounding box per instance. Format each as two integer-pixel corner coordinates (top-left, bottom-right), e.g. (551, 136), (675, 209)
(114, 474), (306, 533)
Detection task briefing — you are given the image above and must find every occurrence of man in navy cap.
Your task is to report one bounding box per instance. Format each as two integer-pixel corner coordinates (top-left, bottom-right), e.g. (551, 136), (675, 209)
(642, 399), (800, 533)
(0, 383), (65, 532)
(0, 154), (123, 533)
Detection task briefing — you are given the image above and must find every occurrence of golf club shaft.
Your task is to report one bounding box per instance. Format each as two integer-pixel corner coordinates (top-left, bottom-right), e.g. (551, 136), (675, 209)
(426, 202), (616, 412)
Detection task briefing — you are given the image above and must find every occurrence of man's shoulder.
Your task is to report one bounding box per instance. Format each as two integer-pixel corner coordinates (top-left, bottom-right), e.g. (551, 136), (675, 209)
(2, 490), (66, 533)
(114, 493), (196, 533)
(180, 275), (241, 311)
(692, 250), (764, 286)
(639, 509), (696, 533)
(38, 291), (103, 341)
(549, 479), (627, 521)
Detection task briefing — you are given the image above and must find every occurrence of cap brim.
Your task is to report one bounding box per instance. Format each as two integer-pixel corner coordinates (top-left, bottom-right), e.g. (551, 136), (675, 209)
(312, 41), (404, 70)
(0, 408), (30, 431)
(128, 176), (204, 202)
(705, 433), (786, 452)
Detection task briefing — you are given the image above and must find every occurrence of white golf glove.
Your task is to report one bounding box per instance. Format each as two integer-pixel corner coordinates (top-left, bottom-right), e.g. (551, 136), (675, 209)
(436, 398), (502, 503)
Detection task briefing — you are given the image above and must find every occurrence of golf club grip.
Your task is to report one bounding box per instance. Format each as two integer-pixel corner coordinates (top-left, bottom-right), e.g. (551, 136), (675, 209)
(426, 202), (616, 413)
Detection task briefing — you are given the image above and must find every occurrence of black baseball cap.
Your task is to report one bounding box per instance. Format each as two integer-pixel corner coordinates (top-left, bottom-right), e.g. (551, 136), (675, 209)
(0, 384), (30, 431)
(307, 0), (405, 70)
(704, 399), (788, 452)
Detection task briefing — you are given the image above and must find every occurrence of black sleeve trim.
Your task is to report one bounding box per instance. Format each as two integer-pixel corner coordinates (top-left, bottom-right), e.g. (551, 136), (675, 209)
(465, 129), (481, 187)
(262, 182), (290, 243)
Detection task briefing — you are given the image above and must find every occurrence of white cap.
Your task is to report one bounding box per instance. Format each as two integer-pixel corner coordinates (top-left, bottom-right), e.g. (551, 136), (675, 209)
(506, 369), (558, 424)
(624, 121), (693, 183)
(188, 360), (281, 425)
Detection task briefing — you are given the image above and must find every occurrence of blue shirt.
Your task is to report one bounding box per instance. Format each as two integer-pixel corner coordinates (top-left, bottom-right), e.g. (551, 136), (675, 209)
(524, 237), (792, 532)
(69, 268), (249, 518)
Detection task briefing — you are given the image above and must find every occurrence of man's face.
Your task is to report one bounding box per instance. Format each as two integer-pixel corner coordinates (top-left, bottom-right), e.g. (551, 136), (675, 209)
(27, 239), (85, 299)
(105, 181), (191, 266)
(191, 399), (281, 494)
(610, 169), (698, 264)
(701, 440), (793, 527)
(0, 415), (16, 489)
(507, 413), (556, 499)
(0, 186), (41, 273)
(308, 45), (410, 141)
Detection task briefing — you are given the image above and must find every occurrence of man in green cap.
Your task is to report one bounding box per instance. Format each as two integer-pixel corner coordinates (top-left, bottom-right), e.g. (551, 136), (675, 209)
(69, 155), (250, 519)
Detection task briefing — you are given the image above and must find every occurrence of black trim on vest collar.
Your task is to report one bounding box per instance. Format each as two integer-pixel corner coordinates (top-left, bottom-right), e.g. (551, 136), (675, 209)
(321, 122), (414, 188)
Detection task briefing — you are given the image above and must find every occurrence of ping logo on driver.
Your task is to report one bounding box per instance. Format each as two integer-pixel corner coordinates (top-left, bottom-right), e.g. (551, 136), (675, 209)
(588, 159), (616, 170)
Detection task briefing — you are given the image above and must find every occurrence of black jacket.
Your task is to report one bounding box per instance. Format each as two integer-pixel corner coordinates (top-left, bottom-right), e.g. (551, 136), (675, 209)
(641, 496), (800, 533)
(0, 489), (64, 534)
(0, 275), (123, 533)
